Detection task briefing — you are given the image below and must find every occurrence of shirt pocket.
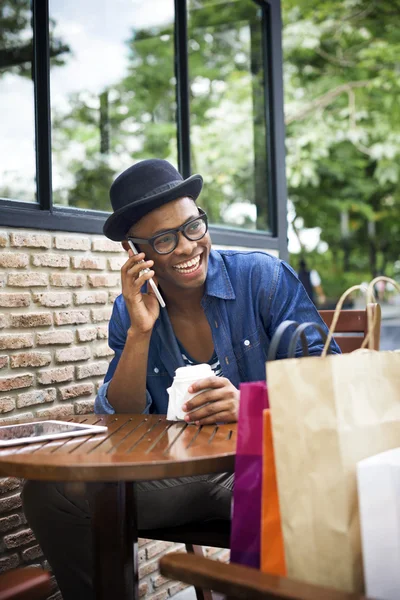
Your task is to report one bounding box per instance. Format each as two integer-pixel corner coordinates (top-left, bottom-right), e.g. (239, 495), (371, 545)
(232, 329), (262, 361)
(146, 362), (169, 378)
(232, 328), (268, 380)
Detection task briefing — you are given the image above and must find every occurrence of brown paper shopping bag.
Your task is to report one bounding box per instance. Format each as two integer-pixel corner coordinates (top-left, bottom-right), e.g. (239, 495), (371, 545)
(266, 277), (400, 593)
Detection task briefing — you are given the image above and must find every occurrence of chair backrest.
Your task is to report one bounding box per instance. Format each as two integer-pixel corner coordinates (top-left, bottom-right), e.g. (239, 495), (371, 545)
(0, 567), (51, 600)
(319, 303), (381, 353)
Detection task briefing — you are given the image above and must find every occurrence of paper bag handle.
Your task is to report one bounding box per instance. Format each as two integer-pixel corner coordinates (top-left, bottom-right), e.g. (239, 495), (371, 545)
(321, 284), (363, 357)
(362, 276), (400, 350)
(268, 320), (307, 361)
(288, 322), (330, 358)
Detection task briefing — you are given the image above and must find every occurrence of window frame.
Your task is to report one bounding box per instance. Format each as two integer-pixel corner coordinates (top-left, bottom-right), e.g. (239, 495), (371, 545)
(0, 0), (287, 260)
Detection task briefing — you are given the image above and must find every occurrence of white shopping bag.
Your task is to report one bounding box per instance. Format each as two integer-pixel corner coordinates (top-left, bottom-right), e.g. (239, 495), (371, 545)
(357, 448), (400, 600)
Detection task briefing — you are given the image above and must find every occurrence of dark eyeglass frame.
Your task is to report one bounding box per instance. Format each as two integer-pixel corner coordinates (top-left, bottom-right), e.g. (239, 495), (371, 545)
(127, 208), (208, 255)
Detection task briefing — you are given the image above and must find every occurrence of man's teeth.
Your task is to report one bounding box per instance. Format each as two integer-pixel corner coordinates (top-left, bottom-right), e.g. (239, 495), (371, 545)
(173, 255), (201, 272)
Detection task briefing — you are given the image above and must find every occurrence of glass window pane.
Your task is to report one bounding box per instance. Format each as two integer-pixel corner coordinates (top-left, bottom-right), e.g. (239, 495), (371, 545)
(0, 1), (36, 202)
(49, 0), (177, 210)
(187, 0), (270, 232)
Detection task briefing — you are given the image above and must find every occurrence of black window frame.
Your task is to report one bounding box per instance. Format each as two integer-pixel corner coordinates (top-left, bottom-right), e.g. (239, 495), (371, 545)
(0, 0), (287, 260)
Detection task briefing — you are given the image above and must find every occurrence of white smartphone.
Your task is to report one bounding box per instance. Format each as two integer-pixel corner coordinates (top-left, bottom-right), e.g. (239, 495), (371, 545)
(127, 240), (166, 308)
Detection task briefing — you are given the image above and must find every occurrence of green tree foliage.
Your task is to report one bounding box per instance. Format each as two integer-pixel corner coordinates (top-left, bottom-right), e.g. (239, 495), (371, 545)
(284, 0), (400, 277)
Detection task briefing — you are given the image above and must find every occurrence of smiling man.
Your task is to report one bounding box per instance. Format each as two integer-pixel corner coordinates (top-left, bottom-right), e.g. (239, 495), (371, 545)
(22, 159), (339, 599)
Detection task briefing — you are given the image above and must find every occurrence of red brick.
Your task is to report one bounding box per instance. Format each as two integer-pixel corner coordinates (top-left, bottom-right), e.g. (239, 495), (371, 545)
(91, 307), (112, 323)
(0, 356), (8, 369)
(0, 253), (29, 268)
(73, 291), (108, 305)
(0, 273), (5, 287)
(88, 274), (120, 288)
(74, 400), (95, 415)
(4, 528), (35, 549)
(50, 273), (86, 288)
(0, 334), (34, 350)
(10, 313), (52, 328)
(93, 345), (114, 358)
(77, 327), (97, 342)
(0, 514), (21, 533)
(108, 257), (125, 271)
(8, 273), (48, 287)
(0, 314), (7, 328)
(10, 233), (51, 249)
(76, 361), (108, 380)
(0, 478), (21, 494)
(59, 383), (94, 400)
(0, 232), (8, 248)
(152, 574), (169, 589)
(17, 388), (56, 408)
(139, 581), (148, 598)
(0, 493), (22, 514)
(146, 541), (173, 560)
(36, 330), (74, 346)
(72, 256), (106, 270)
(47, 593), (62, 600)
(0, 373), (34, 392)
(0, 553), (20, 573)
(92, 238), (122, 252)
(108, 291), (119, 303)
(97, 326), (108, 340)
(168, 581), (189, 596)
(32, 253), (70, 268)
(36, 404), (74, 419)
(10, 352), (51, 368)
(33, 292), (72, 308)
(139, 558), (159, 579)
(54, 310), (90, 326)
(0, 397), (15, 413)
(0, 293), (30, 308)
(21, 545), (43, 562)
(37, 366), (74, 385)
(146, 590), (168, 600)
(0, 412), (33, 425)
(54, 236), (90, 251)
(55, 346), (91, 363)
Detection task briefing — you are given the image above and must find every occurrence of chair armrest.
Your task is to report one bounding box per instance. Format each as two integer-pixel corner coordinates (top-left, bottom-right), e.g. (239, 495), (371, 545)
(160, 553), (368, 600)
(0, 567), (51, 600)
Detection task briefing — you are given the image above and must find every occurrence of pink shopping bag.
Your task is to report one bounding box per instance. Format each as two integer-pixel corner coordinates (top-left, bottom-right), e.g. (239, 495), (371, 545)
(230, 381), (269, 568)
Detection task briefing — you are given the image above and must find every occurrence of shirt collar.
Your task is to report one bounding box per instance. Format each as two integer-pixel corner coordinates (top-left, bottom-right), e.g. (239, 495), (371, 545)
(204, 249), (236, 300)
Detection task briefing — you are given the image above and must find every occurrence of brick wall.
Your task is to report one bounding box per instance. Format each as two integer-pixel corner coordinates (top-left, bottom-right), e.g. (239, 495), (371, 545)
(0, 227), (224, 599)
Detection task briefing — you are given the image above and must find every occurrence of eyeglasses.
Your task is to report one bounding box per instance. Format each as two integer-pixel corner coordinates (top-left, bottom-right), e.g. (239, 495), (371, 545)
(127, 208), (208, 255)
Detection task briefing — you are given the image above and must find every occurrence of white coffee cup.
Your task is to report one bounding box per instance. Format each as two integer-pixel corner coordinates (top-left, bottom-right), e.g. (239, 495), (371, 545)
(166, 363), (213, 421)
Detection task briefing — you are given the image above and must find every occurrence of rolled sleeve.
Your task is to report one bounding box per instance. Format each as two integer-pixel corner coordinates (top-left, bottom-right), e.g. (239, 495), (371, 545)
(94, 381), (152, 415)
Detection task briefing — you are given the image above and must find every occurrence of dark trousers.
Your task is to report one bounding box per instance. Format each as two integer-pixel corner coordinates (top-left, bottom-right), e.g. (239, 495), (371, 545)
(22, 473), (233, 600)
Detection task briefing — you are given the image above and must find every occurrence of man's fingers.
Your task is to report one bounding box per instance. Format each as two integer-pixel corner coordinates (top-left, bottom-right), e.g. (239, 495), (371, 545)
(188, 376), (227, 394)
(184, 399), (232, 422)
(192, 410), (235, 426)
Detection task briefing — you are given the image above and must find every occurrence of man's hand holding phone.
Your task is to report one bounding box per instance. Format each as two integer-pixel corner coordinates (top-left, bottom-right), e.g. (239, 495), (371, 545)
(121, 248), (161, 334)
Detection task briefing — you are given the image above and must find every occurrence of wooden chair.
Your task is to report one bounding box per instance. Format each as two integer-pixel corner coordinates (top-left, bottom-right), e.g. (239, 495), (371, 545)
(160, 552), (370, 599)
(0, 568), (51, 600)
(319, 303), (381, 353)
(139, 520), (230, 600)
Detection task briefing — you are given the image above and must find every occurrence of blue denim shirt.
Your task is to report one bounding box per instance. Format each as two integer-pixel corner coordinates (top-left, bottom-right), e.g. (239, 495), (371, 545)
(95, 250), (339, 414)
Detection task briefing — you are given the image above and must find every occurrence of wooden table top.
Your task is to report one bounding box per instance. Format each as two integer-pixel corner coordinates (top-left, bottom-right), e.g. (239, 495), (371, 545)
(0, 414), (237, 482)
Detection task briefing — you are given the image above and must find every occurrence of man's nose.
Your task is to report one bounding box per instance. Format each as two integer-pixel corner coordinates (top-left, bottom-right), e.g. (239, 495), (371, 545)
(174, 232), (196, 255)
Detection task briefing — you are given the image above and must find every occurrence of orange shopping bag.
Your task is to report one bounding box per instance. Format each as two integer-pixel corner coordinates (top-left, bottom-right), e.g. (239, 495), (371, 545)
(261, 409), (286, 576)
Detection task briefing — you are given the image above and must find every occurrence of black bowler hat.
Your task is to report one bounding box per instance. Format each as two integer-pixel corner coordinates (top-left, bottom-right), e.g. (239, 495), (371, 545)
(103, 159), (203, 241)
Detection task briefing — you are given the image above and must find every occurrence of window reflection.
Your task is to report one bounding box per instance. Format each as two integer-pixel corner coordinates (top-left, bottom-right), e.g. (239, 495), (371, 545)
(0, 1), (35, 202)
(49, 0), (177, 210)
(187, 0), (270, 232)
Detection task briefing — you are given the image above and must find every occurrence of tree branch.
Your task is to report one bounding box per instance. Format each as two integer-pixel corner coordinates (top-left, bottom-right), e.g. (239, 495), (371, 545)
(285, 80), (370, 125)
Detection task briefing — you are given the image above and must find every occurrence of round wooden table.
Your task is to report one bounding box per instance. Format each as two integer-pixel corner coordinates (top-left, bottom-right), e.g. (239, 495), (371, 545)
(0, 414), (237, 600)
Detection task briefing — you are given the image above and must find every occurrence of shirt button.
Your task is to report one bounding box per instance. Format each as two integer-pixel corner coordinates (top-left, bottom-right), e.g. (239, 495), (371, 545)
(154, 367), (159, 373)
(244, 339), (250, 346)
